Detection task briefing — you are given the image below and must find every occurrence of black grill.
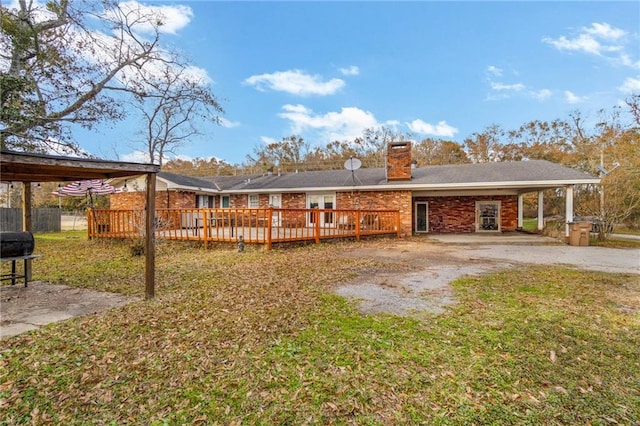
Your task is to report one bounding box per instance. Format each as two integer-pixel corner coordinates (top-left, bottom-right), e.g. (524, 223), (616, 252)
(0, 231), (35, 258)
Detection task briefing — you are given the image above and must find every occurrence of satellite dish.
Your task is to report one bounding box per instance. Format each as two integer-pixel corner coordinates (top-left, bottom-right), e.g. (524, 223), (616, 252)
(344, 157), (362, 171)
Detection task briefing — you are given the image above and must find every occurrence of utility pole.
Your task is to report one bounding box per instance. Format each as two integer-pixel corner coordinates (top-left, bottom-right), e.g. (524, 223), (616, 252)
(600, 150), (605, 222)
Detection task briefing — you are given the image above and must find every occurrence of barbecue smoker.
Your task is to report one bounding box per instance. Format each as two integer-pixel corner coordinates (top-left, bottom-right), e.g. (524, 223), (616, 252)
(1, 231), (37, 286)
(1, 232), (35, 258)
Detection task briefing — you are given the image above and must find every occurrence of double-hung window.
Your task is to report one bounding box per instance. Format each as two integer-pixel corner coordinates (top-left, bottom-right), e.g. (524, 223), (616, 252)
(248, 194), (259, 208)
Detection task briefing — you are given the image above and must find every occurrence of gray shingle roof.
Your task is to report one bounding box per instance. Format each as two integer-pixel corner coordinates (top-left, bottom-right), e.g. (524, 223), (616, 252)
(159, 160), (598, 193)
(158, 171), (219, 189)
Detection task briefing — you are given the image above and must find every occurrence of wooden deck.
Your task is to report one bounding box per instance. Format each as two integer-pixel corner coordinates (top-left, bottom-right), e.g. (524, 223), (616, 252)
(88, 208), (401, 249)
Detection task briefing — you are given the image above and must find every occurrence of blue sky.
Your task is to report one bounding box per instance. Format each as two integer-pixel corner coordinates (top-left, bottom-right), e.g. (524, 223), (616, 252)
(74, 1), (639, 165)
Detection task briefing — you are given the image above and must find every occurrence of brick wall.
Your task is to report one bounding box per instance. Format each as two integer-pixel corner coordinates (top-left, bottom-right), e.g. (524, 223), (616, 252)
(282, 193), (306, 209)
(230, 194), (246, 208)
(336, 190), (412, 236)
(110, 191), (196, 209)
(414, 195), (518, 233)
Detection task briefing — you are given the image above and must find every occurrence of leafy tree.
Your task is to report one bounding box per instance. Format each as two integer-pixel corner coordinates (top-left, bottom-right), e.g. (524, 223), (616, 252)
(245, 135), (310, 173)
(0, 0), (196, 153)
(163, 157), (238, 177)
(413, 138), (469, 165)
(463, 124), (506, 163)
(508, 119), (573, 163)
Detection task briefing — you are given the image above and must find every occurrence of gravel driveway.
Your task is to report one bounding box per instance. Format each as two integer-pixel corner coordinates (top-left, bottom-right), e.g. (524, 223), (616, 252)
(336, 238), (639, 317)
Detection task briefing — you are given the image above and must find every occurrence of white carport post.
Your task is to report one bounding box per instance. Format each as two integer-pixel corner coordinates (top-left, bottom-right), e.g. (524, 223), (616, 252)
(565, 185), (574, 240)
(537, 191), (544, 231)
(517, 194), (524, 229)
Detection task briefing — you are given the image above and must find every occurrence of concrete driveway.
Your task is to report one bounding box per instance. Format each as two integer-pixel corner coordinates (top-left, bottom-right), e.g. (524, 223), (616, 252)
(337, 235), (639, 317)
(427, 233), (639, 274)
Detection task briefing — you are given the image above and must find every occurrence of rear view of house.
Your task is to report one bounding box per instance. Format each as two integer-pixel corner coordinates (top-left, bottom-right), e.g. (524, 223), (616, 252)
(109, 142), (599, 239)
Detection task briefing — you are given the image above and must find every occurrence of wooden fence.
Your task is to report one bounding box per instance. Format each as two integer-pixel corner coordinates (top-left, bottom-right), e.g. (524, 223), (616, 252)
(88, 208), (401, 249)
(0, 208), (61, 233)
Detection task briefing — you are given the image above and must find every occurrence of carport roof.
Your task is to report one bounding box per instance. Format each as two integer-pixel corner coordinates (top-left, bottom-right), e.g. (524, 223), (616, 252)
(1, 150), (160, 182)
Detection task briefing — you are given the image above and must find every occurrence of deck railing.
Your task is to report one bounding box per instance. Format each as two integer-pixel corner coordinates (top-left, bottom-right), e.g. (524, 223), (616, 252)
(88, 208), (401, 249)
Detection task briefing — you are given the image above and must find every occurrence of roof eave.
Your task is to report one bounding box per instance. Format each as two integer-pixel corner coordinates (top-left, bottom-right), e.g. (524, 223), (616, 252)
(217, 178), (600, 194)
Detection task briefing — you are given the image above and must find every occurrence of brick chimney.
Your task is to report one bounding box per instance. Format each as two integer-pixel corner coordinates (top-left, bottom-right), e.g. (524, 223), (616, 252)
(386, 141), (412, 181)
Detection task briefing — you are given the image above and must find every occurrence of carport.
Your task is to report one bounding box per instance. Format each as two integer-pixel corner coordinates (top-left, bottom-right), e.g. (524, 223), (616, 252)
(0, 150), (160, 299)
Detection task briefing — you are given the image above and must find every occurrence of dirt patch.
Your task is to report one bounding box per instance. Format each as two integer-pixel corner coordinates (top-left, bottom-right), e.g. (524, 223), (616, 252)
(1, 282), (138, 338)
(337, 239), (504, 318)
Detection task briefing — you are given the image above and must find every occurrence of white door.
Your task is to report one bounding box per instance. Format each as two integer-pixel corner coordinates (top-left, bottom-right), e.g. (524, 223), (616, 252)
(269, 194), (282, 226)
(307, 194), (335, 227)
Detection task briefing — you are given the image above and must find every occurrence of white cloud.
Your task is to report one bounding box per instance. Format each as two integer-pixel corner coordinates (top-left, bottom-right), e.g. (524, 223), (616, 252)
(406, 119), (458, 138)
(543, 22), (633, 64)
(487, 65), (503, 77)
(619, 54), (640, 70)
(121, 150), (151, 163)
(618, 77), (640, 94)
(543, 34), (603, 55)
(107, 1), (193, 35)
(490, 81), (525, 91)
(584, 22), (626, 41)
(532, 89), (553, 101)
(244, 70), (345, 96)
(278, 104), (379, 141)
(339, 65), (360, 76)
(260, 136), (278, 145)
(219, 117), (240, 128)
(564, 90), (587, 104)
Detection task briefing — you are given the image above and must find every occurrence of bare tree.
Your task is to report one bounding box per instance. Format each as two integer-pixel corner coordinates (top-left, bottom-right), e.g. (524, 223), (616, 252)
(0, 0), (195, 153)
(131, 64), (223, 165)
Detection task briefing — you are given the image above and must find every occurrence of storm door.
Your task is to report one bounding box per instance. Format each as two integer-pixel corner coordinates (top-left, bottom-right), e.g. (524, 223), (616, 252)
(415, 202), (428, 233)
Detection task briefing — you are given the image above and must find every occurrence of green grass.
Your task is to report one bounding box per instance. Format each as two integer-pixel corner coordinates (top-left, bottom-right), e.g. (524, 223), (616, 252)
(1, 233), (639, 424)
(522, 218), (539, 232)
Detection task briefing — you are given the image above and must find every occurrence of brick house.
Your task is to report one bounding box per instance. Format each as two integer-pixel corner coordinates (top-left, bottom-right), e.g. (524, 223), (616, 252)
(109, 142), (599, 238)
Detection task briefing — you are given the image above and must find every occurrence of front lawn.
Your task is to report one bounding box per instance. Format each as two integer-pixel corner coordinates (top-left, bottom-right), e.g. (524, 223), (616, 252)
(1, 234), (638, 424)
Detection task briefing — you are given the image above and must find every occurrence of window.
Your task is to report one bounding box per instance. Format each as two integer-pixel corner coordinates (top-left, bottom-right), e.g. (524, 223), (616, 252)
(221, 195), (230, 208)
(269, 194), (282, 208)
(476, 201), (501, 232)
(248, 194), (259, 208)
(197, 195), (214, 208)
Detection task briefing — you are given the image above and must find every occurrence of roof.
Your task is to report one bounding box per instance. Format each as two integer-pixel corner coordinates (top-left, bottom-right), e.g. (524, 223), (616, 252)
(158, 171), (220, 190)
(135, 160), (599, 195)
(1, 150), (160, 182)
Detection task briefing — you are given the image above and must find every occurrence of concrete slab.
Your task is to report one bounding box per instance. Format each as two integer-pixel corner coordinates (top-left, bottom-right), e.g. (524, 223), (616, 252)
(425, 232), (561, 245)
(1, 282), (138, 339)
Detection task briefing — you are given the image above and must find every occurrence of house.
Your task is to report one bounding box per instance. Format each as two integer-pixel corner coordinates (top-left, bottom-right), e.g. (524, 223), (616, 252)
(109, 142), (599, 238)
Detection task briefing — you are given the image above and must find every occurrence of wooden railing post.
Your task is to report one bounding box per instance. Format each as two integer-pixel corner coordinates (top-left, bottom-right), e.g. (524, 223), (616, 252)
(355, 210), (361, 241)
(396, 211), (401, 238)
(203, 208), (209, 249)
(266, 207), (273, 250)
(314, 209), (320, 244)
(87, 208), (93, 239)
